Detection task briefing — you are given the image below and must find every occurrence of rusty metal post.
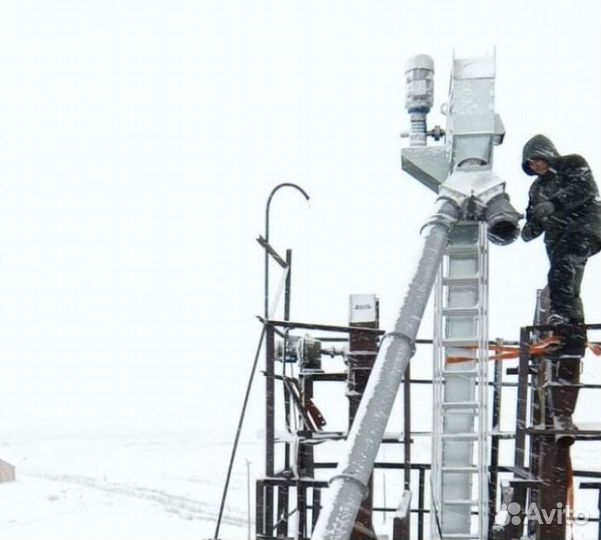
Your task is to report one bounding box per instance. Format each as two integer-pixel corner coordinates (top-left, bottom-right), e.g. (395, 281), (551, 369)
(392, 491), (412, 540)
(347, 294), (379, 540)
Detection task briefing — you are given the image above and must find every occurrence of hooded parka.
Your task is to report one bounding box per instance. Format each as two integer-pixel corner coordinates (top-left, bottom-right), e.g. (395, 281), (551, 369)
(521, 134), (601, 255)
(521, 135), (601, 325)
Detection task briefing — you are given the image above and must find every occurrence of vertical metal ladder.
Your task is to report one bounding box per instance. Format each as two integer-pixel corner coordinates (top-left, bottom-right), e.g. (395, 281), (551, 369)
(432, 222), (489, 540)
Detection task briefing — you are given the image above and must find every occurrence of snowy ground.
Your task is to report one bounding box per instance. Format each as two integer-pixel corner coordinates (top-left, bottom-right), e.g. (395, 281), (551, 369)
(0, 433), (260, 540)
(1, 429), (601, 539)
(2, 352), (601, 540)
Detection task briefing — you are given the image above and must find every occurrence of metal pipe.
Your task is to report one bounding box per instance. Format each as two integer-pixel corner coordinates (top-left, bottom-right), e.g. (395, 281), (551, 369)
(264, 183), (310, 318)
(418, 468), (425, 540)
(310, 198), (459, 540)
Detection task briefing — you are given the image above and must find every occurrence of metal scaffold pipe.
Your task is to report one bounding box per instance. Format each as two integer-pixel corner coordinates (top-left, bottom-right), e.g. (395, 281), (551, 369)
(310, 197), (460, 540)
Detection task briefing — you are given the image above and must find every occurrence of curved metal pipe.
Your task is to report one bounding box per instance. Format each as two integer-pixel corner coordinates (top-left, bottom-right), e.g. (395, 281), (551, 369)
(311, 198), (460, 540)
(264, 183), (310, 318)
(484, 193), (522, 246)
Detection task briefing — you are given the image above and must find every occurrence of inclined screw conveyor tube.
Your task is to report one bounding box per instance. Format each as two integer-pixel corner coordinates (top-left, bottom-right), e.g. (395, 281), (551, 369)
(310, 197), (460, 540)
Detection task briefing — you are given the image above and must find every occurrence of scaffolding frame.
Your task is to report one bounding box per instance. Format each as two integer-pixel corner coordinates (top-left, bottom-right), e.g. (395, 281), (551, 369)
(254, 319), (601, 540)
(254, 227), (601, 540)
(503, 323), (601, 540)
(256, 318), (413, 540)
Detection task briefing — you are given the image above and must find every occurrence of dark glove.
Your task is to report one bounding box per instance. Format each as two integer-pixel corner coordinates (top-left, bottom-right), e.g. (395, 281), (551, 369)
(521, 223), (540, 242)
(532, 201), (555, 221)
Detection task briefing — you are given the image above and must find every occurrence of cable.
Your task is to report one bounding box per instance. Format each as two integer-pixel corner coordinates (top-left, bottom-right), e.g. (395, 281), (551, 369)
(213, 326), (266, 540)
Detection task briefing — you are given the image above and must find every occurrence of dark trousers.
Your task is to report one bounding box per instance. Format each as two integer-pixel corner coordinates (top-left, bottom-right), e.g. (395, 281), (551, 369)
(547, 235), (590, 323)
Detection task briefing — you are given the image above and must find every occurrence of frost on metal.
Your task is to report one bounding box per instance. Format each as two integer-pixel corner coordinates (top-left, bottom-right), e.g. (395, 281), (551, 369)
(311, 201), (459, 540)
(312, 52), (521, 540)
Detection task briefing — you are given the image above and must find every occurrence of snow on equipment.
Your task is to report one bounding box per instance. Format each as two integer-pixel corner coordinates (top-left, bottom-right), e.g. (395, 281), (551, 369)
(311, 52), (520, 540)
(214, 53), (601, 540)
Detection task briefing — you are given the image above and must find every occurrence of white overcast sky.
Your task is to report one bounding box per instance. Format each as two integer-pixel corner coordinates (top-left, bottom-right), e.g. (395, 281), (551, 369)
(0, 0), (600, 439)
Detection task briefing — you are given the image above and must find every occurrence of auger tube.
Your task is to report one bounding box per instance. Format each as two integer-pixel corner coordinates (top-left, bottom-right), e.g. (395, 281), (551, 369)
(310, 197), (460, 540)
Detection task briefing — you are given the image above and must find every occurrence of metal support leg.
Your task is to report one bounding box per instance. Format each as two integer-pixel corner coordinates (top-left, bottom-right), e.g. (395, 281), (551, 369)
(266, 326), (275, 533)
(489, 339), (503, 536)
(277, 485), (289, 538)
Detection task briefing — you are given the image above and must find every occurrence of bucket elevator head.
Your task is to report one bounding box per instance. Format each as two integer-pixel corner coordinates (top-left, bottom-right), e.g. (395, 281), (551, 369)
(401, 53), (522, 245)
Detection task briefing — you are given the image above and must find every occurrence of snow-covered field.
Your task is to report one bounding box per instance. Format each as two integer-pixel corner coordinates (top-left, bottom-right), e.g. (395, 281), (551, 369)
(2, 430), (600, 540)
(0, 433), (261, 540)
(2, 398), (601, 540)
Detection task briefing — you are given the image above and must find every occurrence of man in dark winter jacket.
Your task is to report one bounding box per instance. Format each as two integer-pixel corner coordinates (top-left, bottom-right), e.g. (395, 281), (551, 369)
(521, 134), (601, 445)
(522, 134), (601, 325)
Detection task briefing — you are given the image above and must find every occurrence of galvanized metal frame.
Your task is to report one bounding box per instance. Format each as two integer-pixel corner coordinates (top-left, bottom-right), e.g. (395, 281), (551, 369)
(431, 222), (489, 540)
